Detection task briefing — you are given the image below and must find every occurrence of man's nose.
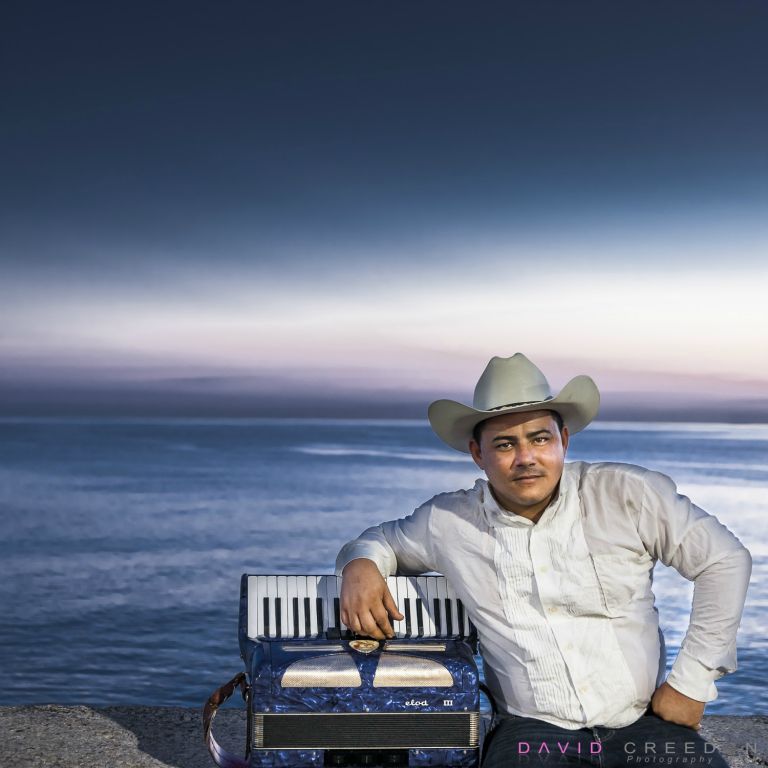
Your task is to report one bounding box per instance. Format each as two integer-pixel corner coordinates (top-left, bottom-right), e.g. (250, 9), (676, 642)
(515, 444), (535, 465)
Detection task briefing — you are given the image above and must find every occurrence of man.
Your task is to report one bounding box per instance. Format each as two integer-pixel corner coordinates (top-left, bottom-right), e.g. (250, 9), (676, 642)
(336, 354), (751, 767)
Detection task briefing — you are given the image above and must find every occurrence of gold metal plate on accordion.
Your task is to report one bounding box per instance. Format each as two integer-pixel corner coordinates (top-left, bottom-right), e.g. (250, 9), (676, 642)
(384, 642), (446, 652)
(280, 649), (454, 688)
(281, 654), (362, 687)
(372, 653), (454, 687)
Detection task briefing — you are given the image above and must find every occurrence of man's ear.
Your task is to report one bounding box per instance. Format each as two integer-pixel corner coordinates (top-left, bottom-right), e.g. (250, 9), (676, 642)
(469, 439), (484, 469)
(561, 426), (570, 454)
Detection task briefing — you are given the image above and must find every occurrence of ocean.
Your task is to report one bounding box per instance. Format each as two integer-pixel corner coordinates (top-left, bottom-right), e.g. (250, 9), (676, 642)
(0, 418), (765, 713)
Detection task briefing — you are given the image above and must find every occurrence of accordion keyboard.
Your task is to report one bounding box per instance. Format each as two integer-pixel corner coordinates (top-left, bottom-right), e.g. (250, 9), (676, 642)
(246, 574), (473, 640)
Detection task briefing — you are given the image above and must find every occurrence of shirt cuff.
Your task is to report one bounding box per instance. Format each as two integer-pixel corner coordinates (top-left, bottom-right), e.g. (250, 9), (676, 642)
(666, 649), (721, 702)
(334, 543), (393, 578)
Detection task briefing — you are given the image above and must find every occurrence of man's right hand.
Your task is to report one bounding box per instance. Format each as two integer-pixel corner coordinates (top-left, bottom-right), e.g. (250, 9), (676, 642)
(340, 558), (404, 640)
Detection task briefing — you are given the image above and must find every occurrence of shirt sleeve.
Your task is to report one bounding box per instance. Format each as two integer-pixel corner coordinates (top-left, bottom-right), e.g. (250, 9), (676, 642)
(635, 469), (752, 702)
(335, 501), (438, 577)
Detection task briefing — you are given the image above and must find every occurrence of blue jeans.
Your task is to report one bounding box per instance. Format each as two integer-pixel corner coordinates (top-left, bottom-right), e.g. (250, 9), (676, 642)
(481, 714), (729, 768)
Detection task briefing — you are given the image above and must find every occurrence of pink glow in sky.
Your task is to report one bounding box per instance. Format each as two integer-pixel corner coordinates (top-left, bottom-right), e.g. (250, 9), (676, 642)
(3, 236), (766, 414)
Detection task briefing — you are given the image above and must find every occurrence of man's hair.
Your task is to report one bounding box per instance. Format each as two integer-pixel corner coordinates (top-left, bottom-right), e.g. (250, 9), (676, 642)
(472, 410), (565, 445)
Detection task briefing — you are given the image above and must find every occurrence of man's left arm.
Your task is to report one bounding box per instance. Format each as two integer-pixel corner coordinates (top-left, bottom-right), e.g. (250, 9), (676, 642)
(636, 469), (752, 726)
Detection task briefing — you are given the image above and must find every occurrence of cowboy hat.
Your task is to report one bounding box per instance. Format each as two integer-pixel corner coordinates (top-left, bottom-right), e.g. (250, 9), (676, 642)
(428, 353), (600, 453)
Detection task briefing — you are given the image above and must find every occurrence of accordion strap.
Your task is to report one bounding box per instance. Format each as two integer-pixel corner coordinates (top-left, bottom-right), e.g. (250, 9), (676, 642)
(203, 672), (250, 768)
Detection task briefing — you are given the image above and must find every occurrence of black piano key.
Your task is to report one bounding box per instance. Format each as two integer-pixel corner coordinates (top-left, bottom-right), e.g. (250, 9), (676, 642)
(433, 598), (442, 637)
(333, 597), (341, 629)
(404, 598), (412, 637)
(263, 596), (270, 637)
(415, 598), (424, 637)
(304, 597), (311, 637)
(457, 600), (465, 637)
(316, 597), (323, 637)
(275, 597), (282, 637)
(445, 600), (454, 637)
(292, 597), (300, 638)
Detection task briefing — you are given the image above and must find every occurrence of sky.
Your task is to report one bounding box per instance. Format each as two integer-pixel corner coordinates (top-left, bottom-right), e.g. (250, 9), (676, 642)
(1, 1), (767, 420)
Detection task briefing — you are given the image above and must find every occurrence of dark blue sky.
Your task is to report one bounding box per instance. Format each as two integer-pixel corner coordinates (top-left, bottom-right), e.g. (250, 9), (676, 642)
(1, 2), (767, 418)
(4, 2), (767, 261)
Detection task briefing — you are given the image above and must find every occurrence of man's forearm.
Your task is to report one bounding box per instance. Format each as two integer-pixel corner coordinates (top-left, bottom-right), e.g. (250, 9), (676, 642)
(667, 545), (752, 701)
(335, 509), (437, 577)
(335, 528), (398, 577)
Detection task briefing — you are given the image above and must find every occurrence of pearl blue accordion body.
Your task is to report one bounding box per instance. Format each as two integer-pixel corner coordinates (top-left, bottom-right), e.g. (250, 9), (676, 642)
(216, 574), (481, 768)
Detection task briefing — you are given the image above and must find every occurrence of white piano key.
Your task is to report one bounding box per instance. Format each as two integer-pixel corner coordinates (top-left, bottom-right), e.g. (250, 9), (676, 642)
(317, 575), (332, 634)
(335, 574), (350, 634)
(404, 577), (420, 637)
(397, 577), (409, 637)
(416, 576), (436, 637)
(427, 576), (443, 637)
(295, 575), (309, 637)
(329, 575), (345, 633)
(311, 574), (326, 636)
(247, 576), (256, 639)
(386, 576), (404, 637)
(305, 576), (319, 637)
(286, 575), (299, 638)
(425, 577), (439, 637)
(248, 576), (261, 639)
(316, 576), (327, 633)
(316, 576), (327, 636)
(277, 575), (289, 638)
(444, 580), (459, 633)
(435, 578), (452, 637)
(252, 575), (269, 638)
(266, 575), (278, 639)
(447, 581), (470, 636)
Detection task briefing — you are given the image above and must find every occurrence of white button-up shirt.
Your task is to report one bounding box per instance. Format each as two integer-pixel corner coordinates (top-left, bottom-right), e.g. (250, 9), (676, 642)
(336, 461), (751, 730)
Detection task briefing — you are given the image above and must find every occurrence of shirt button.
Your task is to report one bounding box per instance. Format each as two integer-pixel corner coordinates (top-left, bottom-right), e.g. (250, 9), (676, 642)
(579, 686), (589, 694)
(540, 565), (550, 573)
(547, 606), (558, 615)
(565, 643), (574, 651)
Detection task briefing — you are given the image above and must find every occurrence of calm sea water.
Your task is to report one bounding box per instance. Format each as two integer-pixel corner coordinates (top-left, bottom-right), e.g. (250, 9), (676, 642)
(0, 418), (765, 712)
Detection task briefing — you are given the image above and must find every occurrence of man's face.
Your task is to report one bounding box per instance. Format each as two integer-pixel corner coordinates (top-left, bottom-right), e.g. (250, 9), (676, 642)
(469, 410), (569, 521)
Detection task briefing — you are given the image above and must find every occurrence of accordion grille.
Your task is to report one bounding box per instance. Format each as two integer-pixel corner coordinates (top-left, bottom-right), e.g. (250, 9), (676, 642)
(281, 654), (362, 688)
(372, 654), (454, 687)
(252, 712), (479, 749)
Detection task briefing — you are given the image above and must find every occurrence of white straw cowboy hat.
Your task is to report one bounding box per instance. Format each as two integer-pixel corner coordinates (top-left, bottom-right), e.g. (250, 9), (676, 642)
(428, 353), (600, 453)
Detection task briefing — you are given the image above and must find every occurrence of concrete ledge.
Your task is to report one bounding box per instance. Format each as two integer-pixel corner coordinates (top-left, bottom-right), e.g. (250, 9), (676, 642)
(1, 707), (766, 768)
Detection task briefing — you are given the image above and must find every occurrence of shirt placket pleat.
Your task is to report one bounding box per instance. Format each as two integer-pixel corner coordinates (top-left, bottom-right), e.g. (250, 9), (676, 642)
(494, 518), (585, 724)
(533, 500), (638, 726)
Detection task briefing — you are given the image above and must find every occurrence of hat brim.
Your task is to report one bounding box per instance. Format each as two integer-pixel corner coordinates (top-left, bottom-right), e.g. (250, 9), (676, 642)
(428, 375), (600, 453)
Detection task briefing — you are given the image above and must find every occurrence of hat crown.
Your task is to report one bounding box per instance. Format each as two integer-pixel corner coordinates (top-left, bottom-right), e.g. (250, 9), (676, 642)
(473, 353), (553, 411)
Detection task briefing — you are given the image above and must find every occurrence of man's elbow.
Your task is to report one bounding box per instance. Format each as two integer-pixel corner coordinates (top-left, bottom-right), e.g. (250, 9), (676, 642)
(713, 543), (752, 589)
(692, 542), (752, 591)
(735, 544), (752, 579)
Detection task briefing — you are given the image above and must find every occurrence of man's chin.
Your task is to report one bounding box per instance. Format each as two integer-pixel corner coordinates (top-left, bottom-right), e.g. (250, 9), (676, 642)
(490, 483), (551, 514)
(501, 492), (548, 511)
(506, 482), (547, 499)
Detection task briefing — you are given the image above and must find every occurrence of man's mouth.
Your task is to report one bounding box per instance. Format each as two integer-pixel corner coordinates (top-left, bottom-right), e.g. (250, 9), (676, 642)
(513, 474), (543, 482)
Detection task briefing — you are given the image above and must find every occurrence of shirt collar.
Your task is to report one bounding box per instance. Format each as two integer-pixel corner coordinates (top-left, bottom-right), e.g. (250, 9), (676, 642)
(478, 464), (574, 529)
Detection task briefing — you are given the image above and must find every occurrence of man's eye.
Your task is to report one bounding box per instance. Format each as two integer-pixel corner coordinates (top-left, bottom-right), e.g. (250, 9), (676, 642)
(496, 442), (513, 450)
(533, 436), (549, 444)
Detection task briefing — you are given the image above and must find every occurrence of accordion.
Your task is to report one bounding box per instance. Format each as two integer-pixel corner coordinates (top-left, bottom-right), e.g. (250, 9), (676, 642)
(204, 574), (481, 768)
